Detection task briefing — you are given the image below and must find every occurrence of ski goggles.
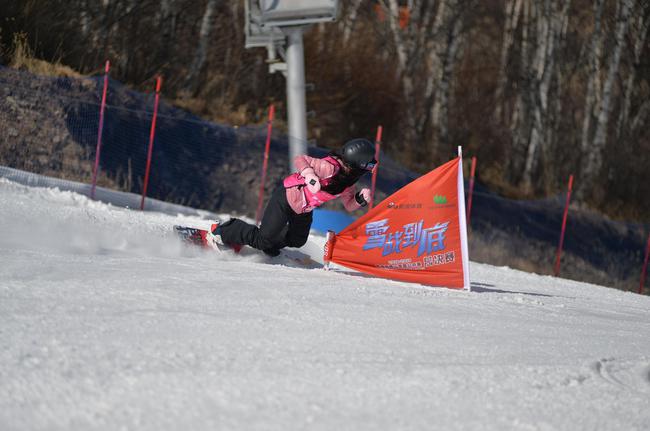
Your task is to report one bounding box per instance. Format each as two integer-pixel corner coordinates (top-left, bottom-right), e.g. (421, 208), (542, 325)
(361, 160), (377, 171)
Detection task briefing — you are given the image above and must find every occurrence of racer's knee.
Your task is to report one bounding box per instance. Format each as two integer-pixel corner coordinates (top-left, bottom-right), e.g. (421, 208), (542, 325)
(285, 232), (309, 248)
(256, 235), (278, 251)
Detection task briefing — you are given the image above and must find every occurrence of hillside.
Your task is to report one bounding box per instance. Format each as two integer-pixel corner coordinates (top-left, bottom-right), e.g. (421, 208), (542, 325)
(1, 65), (648, 294)
(0, 65), (414, 214)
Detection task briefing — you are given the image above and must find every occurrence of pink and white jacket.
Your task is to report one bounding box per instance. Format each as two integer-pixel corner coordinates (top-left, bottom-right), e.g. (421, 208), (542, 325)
(284, 155), (362, 214)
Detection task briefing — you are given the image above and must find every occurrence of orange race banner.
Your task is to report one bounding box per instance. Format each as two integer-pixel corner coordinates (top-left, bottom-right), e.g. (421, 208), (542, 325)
(325, 151), (470, 290)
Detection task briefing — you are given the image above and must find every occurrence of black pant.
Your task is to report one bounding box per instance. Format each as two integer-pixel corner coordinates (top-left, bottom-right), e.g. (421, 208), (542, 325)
(218, 185), (313, 255)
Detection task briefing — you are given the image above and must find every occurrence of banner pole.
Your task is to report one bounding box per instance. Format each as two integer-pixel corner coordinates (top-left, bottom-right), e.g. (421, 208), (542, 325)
(457, 146), (471, 290)
(554, 174), (574, 277)
(256, 104), (275, 225)
(640, 233), (650, 295)
(323, 230), (336, 271)
(466, 156), (477, 226)
(91, 60), (110, 200)
(369, 125), (382, 209)
(140, 76), (162, 211)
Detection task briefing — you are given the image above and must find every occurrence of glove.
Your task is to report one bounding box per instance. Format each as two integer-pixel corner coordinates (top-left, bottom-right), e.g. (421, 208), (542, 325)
(301, 168), (321, 194)
(355, 188), (371, 207)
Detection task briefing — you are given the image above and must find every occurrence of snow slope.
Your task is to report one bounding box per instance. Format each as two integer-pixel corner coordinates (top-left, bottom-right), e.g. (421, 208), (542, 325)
(1, 178), (649, 431)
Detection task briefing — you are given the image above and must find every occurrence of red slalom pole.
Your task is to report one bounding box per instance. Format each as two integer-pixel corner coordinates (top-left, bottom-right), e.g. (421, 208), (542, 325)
(256, 104), (275, 224)
(640, 233), (650, 294)
(554, 174), (574, 277)
(466, 156), (477, 225)
(140, 76), (162, 211)
(91, 60), (110, 200)
(369, 125), (382, 209)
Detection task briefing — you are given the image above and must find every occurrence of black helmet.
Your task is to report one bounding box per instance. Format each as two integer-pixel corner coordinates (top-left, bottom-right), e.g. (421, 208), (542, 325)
(340, 138), (377, 171)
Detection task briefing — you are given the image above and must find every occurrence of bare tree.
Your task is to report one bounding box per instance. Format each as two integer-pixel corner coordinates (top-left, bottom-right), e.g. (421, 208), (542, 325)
(383, 0), (443, 157)
(579, 0), (634, 199)
(159, 0), (179, 69)
(520, 0), (571, 190)
(342, 0), (365, 45)
(579, 0), (605, 158)
(506, 0), (571, 190)
(616, 5), (650, 140)
(383, 0), (475, 161)
(494, 0), (524, 123)
(184, 0), (219, 94)
(507, 0), (530, 180)
(431, 0), (467, 153)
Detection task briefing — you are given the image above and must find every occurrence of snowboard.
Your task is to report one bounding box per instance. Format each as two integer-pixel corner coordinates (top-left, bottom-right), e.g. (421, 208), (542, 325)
(174, 224), (241, 252)
(173, 225), (320, 268)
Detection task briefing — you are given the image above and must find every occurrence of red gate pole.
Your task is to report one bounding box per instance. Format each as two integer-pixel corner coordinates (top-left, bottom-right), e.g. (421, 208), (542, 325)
(140, 76), (162, 211)
(256, 104), (275, 224)
(466, 156), (477, 225)
(554, 174), (574, 277)
(91, 60), (110, 200)
(639, 233), (650, 294)
(369, 125), (382, 209)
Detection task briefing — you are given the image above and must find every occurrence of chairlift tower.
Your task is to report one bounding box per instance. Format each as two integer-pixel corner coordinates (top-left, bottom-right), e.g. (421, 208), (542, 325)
(245, 0), (339, 168)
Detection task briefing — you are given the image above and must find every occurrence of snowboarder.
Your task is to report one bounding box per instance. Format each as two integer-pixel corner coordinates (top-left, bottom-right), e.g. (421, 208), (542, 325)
(208, 138), (376, 256)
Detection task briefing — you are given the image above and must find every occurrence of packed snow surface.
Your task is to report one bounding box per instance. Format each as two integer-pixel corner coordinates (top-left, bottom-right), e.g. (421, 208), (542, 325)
(1, 178), (649, 430)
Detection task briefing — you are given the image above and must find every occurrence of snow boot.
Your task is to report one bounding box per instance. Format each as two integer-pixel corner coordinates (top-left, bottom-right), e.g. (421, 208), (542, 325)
(208, 222), (242, 253)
